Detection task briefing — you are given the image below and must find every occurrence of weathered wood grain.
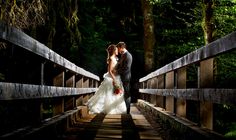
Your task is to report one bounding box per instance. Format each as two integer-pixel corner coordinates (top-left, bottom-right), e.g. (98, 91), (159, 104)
(0, 82), (97, 100)
(140, 31), (236, 82)
(137, 99), (225, 140)
(0, 21), (99, 81)
(139, 88), (236, 106)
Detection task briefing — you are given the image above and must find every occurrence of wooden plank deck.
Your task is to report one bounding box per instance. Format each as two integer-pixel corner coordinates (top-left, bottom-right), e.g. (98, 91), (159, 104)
(61, 104), (163, 140)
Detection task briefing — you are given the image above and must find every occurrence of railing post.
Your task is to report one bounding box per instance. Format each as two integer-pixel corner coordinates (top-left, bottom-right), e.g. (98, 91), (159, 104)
(150, 78), (157, 105)
(199, 58), (214, 130)
(64, 74), (76, 110)
(66, 73), (75, 87)
(176, 67), (186, 117)
(83, 77), (89, 104)
(41, 62), (45, 85)
(165, 71), (175, 113)
(76, 75), (83, 88)
(146, 79), (152, 102)
(139, 82), (144, 100)
(95, 80), (99, 88)
(141, 81), (147, 100)
(53, 70), (65, 87)
(75, 75), (84, 106)
(52, 97), (65, 116)
(52, 70), (65, 115)
(157, 74), (165, 108)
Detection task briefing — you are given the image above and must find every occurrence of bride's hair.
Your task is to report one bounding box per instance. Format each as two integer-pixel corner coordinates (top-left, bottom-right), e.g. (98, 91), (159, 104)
(106, 44), (117, 64)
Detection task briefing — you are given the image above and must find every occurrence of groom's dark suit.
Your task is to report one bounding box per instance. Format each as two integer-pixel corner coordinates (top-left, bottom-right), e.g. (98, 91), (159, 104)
(117, 50), (132, 114)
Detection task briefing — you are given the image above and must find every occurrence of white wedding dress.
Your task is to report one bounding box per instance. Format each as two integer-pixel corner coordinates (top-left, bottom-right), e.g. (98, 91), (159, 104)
(87, 69), (127, 114)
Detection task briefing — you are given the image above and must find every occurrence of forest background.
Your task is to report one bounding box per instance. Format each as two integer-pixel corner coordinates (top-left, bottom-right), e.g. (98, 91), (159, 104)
(0, 0), (236, 138)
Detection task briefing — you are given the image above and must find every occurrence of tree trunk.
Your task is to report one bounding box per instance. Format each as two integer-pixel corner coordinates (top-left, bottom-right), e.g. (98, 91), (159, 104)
(202, 0), (215, 44)
(141, 0), (156, 72)
(200, 0), (215, 130)
(46, 0), (57, 49)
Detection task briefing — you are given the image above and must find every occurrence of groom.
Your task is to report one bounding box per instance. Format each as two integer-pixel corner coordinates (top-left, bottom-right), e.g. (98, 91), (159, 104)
(116, 42), (133, 114)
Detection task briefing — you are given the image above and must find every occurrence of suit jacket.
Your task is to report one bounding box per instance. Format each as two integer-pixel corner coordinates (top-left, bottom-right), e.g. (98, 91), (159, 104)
(116, 51), (132, 82)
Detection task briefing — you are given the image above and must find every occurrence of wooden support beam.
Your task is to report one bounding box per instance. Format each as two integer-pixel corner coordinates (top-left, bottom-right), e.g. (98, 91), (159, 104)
(53, 98), (64, 116)
(165, 71), (174, 113)
(176, 67), (186, 117)
(0, 82), (97, 100)
(139, 88), (236, 106)
(199, 59), (214, 130)
(83, 77), (89, 88)
(157, 74), (165, 108)
(53, 71), (65, 87)
(150, 78), (157, 105)
(76, 76), (83, 88)
(66, 74), (75, 87)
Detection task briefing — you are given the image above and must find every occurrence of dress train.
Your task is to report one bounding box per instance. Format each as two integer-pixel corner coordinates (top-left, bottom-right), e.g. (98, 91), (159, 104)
(87, 72), (127, 114)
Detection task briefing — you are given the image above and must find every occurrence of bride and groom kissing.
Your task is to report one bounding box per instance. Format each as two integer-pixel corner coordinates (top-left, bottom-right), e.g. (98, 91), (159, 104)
(87, 41), (133, 114)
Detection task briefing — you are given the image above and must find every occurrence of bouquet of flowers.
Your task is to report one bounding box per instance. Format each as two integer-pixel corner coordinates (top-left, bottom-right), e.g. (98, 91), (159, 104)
(113, 81), (123, 95)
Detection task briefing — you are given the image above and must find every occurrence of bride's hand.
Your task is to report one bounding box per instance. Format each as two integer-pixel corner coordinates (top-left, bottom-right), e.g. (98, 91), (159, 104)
(112, 80), (117, 85)
(112, 69), (117, 75)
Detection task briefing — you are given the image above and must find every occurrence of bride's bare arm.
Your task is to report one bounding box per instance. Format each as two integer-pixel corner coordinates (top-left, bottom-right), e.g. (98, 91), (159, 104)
(108, 58), (116, 83)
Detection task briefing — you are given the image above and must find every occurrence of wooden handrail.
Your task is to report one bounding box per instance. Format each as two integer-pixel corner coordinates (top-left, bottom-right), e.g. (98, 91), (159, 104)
(140, 31), (236, 82)
(138, 31), (236, 136)
(0, 82), (97, 100)
(0, 21), (99, 81)
(0, 21), (100, 137)
(139, 88), (236, 106)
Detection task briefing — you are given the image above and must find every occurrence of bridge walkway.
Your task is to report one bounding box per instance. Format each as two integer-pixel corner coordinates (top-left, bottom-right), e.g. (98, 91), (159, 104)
(61, 104), (164, 140)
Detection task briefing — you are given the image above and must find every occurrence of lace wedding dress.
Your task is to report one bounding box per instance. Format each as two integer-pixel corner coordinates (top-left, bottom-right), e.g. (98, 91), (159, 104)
(87, 72), (127, 114)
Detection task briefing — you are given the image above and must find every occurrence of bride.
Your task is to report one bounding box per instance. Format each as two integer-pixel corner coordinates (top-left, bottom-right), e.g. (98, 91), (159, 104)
(87, 44), (127, 114)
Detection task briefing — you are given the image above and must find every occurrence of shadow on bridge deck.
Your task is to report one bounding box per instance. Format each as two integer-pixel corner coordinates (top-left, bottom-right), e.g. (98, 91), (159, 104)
(61, 104), (163, 140)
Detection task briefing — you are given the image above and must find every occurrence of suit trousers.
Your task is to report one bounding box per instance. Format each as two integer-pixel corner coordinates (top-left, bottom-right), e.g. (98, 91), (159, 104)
(123, 81), (131, 114)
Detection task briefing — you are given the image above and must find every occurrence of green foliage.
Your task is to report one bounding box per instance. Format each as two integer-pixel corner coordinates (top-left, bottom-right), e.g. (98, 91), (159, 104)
(214, 104), (236, 138)
(153, 0), (204, 68)
(77, 2), (112, 76)
(41, 99), (53, 119)
(0, 73), (5, 81)
(215, 51), (236, 88)
(148, 0), (171, 5)
(38, 0), (82, 67)
(77, 0), (143, 76)
(214, 0), (236, 37)
(225, 122), (236, 138)
(214, 0), (236, 89)
(0, 0), (46, 29)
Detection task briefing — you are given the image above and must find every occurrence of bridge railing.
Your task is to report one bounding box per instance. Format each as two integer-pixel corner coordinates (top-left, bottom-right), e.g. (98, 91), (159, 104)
(0, 21), (99, 138)
(138, 31), (236, 139)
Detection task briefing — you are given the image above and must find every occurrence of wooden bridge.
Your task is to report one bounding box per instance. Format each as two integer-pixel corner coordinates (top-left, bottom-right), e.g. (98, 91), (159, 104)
(0, 21), (235, 140)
